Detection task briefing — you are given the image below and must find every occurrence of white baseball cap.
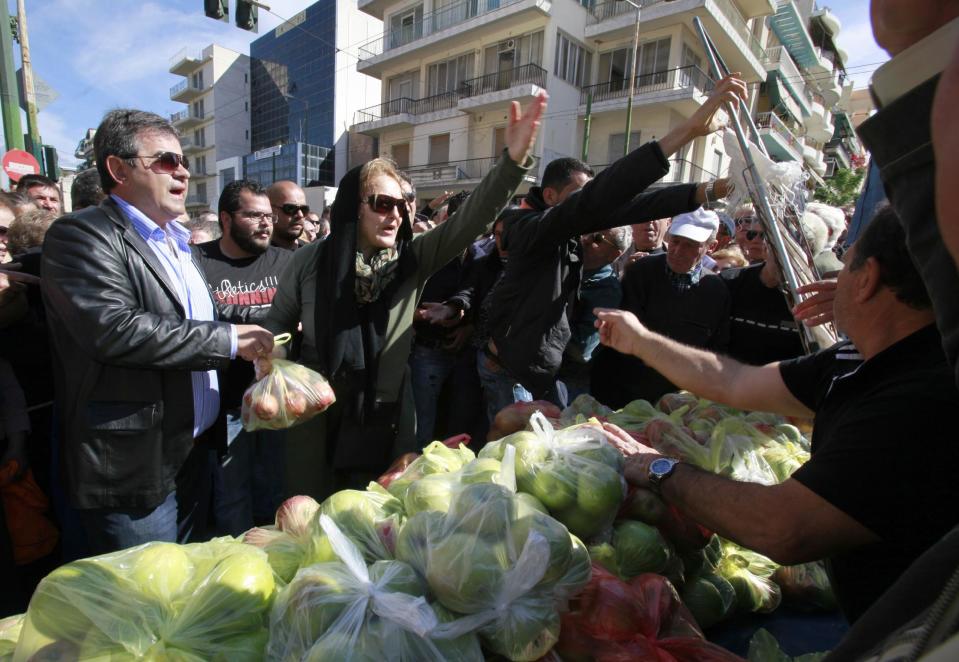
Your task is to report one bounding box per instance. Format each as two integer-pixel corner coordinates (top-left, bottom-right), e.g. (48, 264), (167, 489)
(669, 208), (719, 243)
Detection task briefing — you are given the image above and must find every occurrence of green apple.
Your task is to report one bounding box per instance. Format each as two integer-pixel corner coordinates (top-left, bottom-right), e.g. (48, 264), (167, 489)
(395, 511), (445, 572)
(575, 463), (624, 517)
(130, 542), (193, 603)
(526, 466), (577, 512)
(511, 492), (548, 519)
(509, 512), (572, 586)
(577, 442), (625, 473)
(448, 483), (513, 538)
(459, 458), (503, 485)
(368, 560), (426, 597)
(404, 473), (455, 515)
(425, 533), (509, 613)
(613, 520), (671, 577)
(556, 534), (591, 598)
(479, 591), (560, 661)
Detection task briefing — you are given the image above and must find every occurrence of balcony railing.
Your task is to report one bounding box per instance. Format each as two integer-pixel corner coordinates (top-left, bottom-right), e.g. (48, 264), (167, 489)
(586, 0), (766, 63)
(354, 65), (548, 125)
(170, 80), (204, 97)
(579, 65), (713, 105)
(170, 110), (188, 123)
(755, 111), (801, 152)
(405, 156), (500, 186)
(358, 0), (527, 61)
(459, 63), (547, 97)
(591, 158), (716, 184)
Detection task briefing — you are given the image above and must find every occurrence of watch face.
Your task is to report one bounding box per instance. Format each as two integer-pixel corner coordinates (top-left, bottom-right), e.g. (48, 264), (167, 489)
(650, 458), (674, 475)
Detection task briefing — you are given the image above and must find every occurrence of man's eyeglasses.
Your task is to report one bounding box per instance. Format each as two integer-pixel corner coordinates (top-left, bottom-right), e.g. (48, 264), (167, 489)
(274, 203), (310, 217)
(735, 216), (756, 229)
(364, 194), (406, 215)
(124, 152), (189, 174)
(745, 230), (766, 241)
(588, 232), (617, 248)
(233, 211), (275, 223)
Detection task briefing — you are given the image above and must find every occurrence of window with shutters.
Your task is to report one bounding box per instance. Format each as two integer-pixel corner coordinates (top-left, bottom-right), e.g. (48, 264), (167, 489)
(554, 31), (591, 87)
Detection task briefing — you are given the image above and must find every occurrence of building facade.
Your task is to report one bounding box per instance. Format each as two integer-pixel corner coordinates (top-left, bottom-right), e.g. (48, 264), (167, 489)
(169, 44), (252, 213)
(350, 0), (860, 202)
(243, 1), (381, 188)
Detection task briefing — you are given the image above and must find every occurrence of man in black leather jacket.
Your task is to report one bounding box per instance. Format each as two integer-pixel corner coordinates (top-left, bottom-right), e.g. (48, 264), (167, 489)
(41, 109), (274, 554)
(485, 75), (745, 403)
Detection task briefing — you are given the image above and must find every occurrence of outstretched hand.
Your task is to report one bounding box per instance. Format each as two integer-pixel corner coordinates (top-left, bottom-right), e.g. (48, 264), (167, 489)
(506, 91), (548, 164)
(594, 308), (646, 357)
(793, 280), (837, 327)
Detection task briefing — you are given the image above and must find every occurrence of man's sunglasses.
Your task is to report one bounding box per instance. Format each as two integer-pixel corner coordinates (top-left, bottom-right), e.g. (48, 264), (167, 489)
(124, 152), (189, 173)
(274, 203), (310, 217)
(745, 230), (766, 241)
(588, 232), (616, 248)
(364, 194), (407, 215)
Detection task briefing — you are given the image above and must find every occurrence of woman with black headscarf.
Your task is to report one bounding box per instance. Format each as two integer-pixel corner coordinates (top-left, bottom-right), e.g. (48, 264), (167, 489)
(265, 93), (546, 498)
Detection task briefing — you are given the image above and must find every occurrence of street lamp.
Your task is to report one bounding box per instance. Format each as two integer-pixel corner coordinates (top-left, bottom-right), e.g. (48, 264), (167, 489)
(615, 0), (678, 155)
(617, 0), (642, 156)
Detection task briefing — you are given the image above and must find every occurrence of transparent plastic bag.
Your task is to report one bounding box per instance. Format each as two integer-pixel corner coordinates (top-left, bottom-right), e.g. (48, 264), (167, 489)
(14, 539), (274, 661)
(266, 513), (482, 662)
(381, 439), (475, 496)
(715, 542), (782, 614)
(395, 477), (586, 660)
(241, 336), (336, 431)
(480, 412), (626, 541)
(244, 487), (403, 584)
(0, 615), (23, 660)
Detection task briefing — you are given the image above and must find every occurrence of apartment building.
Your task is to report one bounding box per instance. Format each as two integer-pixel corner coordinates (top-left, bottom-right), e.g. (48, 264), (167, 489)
(350, 0), (781, 201)
(169, 44), (251, 214)
(756, 1), (861, 182)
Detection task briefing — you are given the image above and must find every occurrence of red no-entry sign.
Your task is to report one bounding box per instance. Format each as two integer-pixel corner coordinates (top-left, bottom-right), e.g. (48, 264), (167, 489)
(2, 149), (41, 182)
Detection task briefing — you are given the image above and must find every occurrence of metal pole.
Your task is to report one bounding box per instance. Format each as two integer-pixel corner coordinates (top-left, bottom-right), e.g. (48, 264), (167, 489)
(0, 0), (23, 152)
(623, 0), (641, 155)
(582, 90), (592, 161)
(16, 0), (41, 164)
(692, 17), (821, 352)
(699, 27), (767, 156)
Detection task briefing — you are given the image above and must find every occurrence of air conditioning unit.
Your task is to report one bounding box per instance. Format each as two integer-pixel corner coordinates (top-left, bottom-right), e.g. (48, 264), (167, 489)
(502, 39), (515, 51)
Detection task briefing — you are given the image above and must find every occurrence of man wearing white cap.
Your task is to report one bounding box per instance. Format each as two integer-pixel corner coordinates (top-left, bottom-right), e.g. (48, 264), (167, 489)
(591, 207), (730, 407)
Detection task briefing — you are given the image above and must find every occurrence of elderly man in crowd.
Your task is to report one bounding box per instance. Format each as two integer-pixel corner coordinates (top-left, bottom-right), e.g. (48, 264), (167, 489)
(591, 208), (730, 407)
(41, 109), (274, 554)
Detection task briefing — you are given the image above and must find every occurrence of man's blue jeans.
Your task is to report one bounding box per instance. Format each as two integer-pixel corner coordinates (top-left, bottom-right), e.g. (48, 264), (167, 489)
(211, 410), (286, 536)
(79, 442), (212, 555)
(476, 349), (533, 424)
(409, 343), (459, 446)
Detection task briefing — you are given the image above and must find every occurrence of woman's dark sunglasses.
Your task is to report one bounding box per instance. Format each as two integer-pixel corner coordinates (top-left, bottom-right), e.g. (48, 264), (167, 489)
(125, 151), (189, 173)
(745, 230), (766, 241)
(364, 194), (407, 215)
(275, 203), (310, 216)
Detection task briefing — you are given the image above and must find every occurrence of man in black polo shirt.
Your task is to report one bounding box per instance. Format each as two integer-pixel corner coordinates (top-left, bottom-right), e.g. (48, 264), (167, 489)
(593, 205), (959, 624)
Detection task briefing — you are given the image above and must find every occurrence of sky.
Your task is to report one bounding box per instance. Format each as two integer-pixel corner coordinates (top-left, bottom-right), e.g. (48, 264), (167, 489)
(10, 0), (883, 170)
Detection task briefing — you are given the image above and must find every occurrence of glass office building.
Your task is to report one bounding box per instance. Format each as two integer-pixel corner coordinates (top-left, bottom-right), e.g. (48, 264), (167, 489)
(247, 1), (337, 185)
(243, 143), (333, 189)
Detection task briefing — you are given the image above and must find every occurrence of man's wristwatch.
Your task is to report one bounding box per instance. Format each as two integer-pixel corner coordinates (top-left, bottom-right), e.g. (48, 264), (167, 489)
(648, 457), (681, 496)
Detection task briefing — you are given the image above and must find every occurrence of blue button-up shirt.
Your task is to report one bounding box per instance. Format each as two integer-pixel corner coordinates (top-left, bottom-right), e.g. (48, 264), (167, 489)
(112, 194), (237, 438)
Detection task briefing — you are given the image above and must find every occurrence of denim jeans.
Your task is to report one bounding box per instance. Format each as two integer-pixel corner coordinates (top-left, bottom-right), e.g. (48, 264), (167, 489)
(476, 349), (533, 424)
(211, 410), (286, 536)
(409, 343), (459, 446)
(79, 442), (212, 555)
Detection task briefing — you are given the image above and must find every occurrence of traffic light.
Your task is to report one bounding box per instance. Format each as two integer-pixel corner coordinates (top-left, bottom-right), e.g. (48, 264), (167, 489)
(236, 0), (258, 32)
(204, 0), (228, 22)
(42, 144), (59, 180)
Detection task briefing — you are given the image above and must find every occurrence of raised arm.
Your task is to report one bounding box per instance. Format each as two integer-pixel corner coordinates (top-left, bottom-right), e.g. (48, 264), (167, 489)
(411, 93), (545, 275)
(594, 307), (812, 418)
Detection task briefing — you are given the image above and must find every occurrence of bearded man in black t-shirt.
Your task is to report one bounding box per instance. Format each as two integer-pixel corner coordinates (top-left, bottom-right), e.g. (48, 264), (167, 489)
(593, 205), (959, 624)
(193, 179), (292, 536)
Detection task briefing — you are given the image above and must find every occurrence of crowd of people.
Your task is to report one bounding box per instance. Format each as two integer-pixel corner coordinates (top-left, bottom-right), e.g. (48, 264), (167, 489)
(1, 1), (958, 657)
